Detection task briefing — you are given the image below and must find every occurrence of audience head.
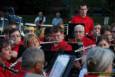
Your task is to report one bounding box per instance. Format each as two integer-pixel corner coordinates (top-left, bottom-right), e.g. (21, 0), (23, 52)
(86, 47), (114, 73)
(38, 11), (43, 16)
(22, 47), (45, 74)
(56, 12), (61, 17)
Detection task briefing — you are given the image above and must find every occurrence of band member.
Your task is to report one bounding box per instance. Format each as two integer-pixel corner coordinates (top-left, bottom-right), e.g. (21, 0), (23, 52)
(15, 48), (46, 77)
(85, 47), (114, 77)
(24, 33), (40, 48)
(71, 3), (94, 35)
(50, 27), (72, 52)
(0, 39), (13, 77)
(9, 29), (25, 61)
(72, 24), (95, 48)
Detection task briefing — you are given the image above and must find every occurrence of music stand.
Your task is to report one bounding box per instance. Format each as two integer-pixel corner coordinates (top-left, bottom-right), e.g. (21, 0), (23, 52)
(48, 54), (75, 77)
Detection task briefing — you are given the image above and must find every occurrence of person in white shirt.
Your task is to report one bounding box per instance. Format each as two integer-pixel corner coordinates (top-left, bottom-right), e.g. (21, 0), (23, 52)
(52, 12), (63, 26)
(34, 11), (46, 26)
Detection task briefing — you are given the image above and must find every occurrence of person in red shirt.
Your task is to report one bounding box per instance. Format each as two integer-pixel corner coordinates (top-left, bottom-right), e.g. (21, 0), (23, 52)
(14, 48), (46, 77)
(50, 27), (72, 52)
(9, 29), (25, 62)
(71, 3), (94, 35)
(70, 24), (95, 72)
(85, 47), (114, 77)
(73, 24), (95, 47)
(0, 39), (14, 77)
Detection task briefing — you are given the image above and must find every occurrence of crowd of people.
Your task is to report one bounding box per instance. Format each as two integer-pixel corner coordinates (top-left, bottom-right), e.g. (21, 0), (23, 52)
(0, 3), (115, 77)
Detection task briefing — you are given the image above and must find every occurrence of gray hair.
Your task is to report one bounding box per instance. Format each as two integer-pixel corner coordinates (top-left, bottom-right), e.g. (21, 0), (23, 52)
(74, 24), (85, 32)
(22, 47), (45, 70)
(86, 47), (114, 72)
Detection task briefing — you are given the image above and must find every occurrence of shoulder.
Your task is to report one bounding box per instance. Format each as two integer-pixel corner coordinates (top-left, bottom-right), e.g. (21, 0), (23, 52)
(86, 16), (93, 21)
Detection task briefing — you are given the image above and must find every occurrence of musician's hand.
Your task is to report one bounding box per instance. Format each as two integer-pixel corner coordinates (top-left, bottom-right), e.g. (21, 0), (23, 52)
(11, 51), (18, 58)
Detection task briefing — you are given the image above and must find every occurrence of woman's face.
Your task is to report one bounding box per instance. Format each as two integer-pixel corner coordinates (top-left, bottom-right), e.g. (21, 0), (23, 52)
(103, 31), (112, 42)
(94, 25), (101, 34)
(28, 38), (40, 48)
(98, 40), (110, 48)
(1, 45), (12, 60)
(10, 31), (21, 45)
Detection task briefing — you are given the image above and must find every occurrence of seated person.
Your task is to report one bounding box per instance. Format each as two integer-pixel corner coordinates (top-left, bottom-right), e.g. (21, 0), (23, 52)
(15, 47), (46, 77)
(24, 33), (41, 48)
(84, 47), (114, 77)
(50, 26), (72, 52)
(24, 26), (36, 35)
(70, 24), (95, 54)
(96, 36), (110, 49)
(0, 39), (14, 77)
(9, 29), (25, 60)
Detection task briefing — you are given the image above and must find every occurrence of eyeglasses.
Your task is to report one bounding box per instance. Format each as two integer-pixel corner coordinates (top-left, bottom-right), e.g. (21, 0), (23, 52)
(94, 27), (101, 30)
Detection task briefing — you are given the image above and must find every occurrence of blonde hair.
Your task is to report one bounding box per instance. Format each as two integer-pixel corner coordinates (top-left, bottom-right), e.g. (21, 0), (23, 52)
(24, 33), (40, 48)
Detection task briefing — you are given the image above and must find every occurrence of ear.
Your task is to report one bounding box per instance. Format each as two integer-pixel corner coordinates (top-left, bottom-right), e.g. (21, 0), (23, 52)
(34, 63), (43, 74)
(87, 58), (96, 72)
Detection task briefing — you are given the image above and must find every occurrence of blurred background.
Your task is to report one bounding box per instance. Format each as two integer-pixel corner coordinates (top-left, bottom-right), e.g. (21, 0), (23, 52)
(0, 0), (115, 24)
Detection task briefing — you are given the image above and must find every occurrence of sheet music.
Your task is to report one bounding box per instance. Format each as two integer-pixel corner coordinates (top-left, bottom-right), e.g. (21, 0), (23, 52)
(48, 55), (70, 77)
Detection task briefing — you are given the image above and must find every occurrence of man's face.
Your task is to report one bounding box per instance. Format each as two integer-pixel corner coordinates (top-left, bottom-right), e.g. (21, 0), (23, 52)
(74, 28), (85, 39)
(10, 31), (21, 45)
(28, 38), (40, 48)
(51, 32), (64, 42)
(79, 5), (88, 17)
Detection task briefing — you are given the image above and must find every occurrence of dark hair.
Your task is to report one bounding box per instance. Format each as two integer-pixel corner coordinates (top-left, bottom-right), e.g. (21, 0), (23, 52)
(50, 26), (64, 34)
(9, 28), (20, 36)
(79, 3), (88, 9)
(96, 36), (109, 45)
(111, 23), (115, 29)
(101, 26), (111, 35)
(0, 39), (10, 51)
(9, 21), (17, 25)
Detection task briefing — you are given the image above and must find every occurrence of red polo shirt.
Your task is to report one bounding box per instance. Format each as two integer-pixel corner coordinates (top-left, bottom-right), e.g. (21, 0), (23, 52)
(71, 36), (95, 47)
(0, 61), (13, 77)
(51, 40), (72, 52)
(82, 36), (95, 47)
(71, 15), (94, 34)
